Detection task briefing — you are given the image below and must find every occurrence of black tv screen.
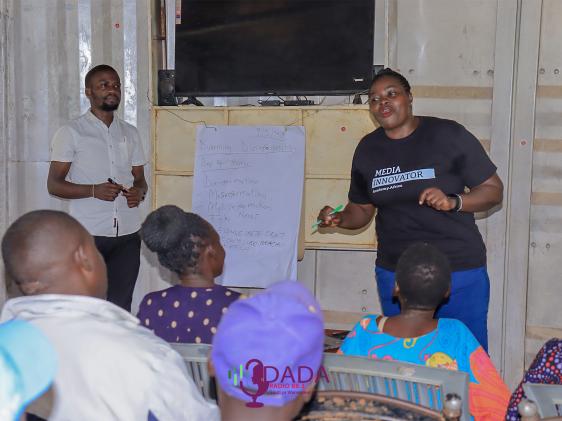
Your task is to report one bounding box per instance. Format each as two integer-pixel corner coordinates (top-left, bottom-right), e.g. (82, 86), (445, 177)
(175, 0), (375, 97)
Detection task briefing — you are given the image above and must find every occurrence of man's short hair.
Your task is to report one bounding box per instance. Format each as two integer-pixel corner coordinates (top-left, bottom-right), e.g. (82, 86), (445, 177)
(1, 210), (84, 285)
(85, 64), (118, 88)
(395, 243), (451, 310)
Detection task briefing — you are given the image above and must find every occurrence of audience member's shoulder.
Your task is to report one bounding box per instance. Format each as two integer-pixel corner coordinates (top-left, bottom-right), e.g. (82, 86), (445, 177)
(533, 338), (562, 362)
(340, 314), (380, 354)
(140, 286), (177, 304)
(542, 337), (562, 350)
(437, 317), (470, 331)
(354, 314), (379, 332)
(437, 318), (478, 342)
(71, 316), (190, 398)
(523, 339), (562, 380)
(215, 285), (241, 299)
(130, 324), (184, 358)
(437, 318), (482, 351)
(82, 309), (182, 365)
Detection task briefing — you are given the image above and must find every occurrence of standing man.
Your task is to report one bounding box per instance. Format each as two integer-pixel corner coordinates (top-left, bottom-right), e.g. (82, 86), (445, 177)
(47, 64), (147, 312)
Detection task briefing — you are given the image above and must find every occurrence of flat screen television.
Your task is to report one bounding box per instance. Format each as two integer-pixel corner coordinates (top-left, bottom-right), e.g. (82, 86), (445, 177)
(174, 0), (375, 97)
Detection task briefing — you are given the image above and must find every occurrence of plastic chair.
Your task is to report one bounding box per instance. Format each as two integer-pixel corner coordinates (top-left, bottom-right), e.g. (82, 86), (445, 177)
(318, 353), (470, 421)
(170, 343), (215, 401)
(523, 384), (562, 418)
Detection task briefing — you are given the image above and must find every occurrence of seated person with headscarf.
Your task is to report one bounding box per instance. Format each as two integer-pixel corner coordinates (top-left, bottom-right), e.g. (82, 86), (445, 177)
(209, 280), (325, 421)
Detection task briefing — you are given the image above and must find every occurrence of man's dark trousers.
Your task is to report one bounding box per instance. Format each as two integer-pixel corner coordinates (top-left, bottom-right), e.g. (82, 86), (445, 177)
(94, 231), (141, 312)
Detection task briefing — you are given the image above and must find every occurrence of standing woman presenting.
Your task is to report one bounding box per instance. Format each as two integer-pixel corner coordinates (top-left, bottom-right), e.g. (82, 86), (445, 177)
(317, 68), (503, 351)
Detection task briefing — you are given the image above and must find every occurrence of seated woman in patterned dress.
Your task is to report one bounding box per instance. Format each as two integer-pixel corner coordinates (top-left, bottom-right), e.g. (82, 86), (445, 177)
(137, 205), (240, 344)
(339, 243), (510, 420)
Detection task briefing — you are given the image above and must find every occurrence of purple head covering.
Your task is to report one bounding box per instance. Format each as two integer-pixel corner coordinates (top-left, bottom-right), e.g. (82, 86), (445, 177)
(211, 280), (324, 407)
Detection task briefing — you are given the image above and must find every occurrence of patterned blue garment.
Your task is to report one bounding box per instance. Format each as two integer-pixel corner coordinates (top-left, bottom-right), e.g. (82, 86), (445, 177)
(340, 315), (510, 420)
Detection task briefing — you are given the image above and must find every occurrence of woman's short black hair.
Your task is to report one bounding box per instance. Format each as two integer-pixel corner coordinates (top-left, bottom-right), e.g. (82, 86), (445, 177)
(140, 205), (212, 276)
(395, 243), (451, 310)
(370, 68), (411, 94)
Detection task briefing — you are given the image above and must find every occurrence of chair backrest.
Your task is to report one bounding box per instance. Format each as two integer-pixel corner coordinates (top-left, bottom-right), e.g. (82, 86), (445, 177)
(523, 384), (562, 418)
(296, 390), (446, 420)
(171, 343), (215, 401)
(319, 353), (470, 421)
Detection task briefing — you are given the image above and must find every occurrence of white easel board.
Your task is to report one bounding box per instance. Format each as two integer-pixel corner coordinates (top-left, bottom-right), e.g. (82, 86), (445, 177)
(192, 125), (305, 288)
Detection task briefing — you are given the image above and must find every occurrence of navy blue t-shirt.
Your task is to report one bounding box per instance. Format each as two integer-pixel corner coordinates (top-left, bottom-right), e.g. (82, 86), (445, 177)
(349, 116), (497, 271)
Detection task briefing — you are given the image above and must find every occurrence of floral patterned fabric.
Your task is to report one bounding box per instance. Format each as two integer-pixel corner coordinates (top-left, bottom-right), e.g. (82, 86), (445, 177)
(339, 315), (510, 420)
(506, 338), (562, 420)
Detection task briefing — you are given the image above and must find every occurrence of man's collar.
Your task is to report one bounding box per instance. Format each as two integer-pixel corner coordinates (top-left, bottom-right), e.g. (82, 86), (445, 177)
(85, 108), (117, 127)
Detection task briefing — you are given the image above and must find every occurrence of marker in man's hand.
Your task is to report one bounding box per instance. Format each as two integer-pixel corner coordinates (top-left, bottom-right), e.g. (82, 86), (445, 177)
(312, 204), (344, 229)
(107, 178), (127, 193)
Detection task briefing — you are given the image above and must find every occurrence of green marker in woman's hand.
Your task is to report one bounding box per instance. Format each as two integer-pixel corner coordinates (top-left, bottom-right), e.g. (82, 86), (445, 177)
(312, 204), (344, 229)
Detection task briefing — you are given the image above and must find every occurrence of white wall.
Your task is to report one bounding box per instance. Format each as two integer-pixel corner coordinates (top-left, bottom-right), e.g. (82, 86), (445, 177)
(0, 0), (9, 307)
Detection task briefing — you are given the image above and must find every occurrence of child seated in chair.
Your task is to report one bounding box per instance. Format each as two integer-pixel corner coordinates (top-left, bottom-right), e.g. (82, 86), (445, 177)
(339, 243), (510, 421)
(137, 205), (240, 344)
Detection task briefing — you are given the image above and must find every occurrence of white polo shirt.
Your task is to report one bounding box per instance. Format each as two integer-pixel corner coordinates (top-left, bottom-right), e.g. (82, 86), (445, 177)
(50, 110), (147, 237)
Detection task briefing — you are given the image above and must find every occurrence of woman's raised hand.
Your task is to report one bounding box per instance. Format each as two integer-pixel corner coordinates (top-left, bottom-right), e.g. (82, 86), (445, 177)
(316, 205), (343, 227)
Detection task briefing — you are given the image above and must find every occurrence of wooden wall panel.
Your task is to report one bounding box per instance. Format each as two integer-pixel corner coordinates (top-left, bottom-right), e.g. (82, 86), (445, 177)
(303, 109), (376, 177)
(315, 249), (380, 330)
(525, 0), (562, 372)
(154, 108), (226, 172)
(305, 178), (376, 248)
(227, 108), (301, 126)
(153, 106), (377, 251)
(154, 174), (193, 210)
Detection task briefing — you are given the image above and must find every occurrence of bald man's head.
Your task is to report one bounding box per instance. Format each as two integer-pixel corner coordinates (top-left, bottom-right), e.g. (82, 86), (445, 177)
(1, 210), (107, 298)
